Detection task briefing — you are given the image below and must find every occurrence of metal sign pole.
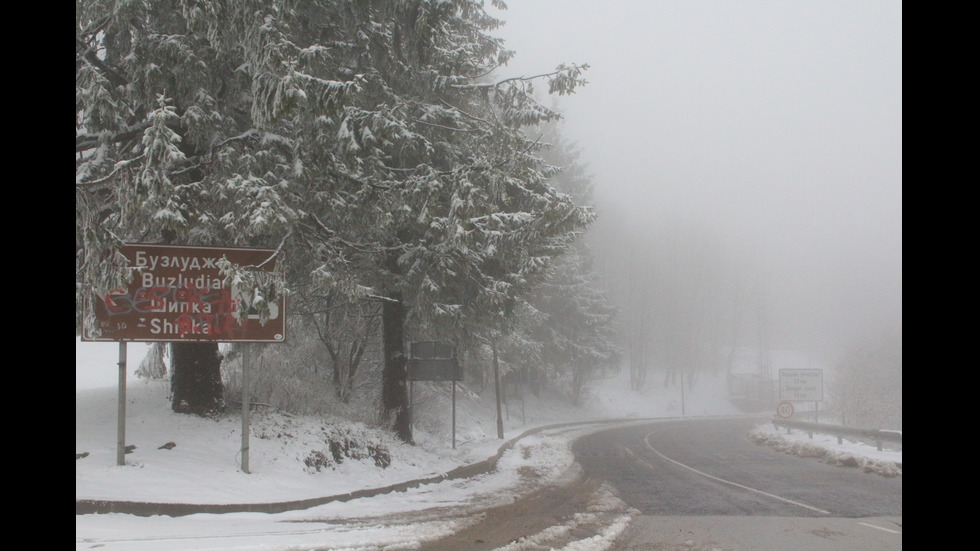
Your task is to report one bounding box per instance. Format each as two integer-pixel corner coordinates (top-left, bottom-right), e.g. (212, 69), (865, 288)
(407, 341), (463, 448)
(452, 380), (456, 449)
(116, 342), (127, 466)
(680, 367), (686, 416)
(241, 343), (250, 474)
(521, 368), (526, 425)
(493, 340), (503, 439)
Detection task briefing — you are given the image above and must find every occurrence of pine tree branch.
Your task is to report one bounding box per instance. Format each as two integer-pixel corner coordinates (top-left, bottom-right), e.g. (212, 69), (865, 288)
(76, 152), (146, 189)
(328, 168), (397, 191)
(413, 119), (484, 134)
(214, 130), (261, 149)
(449, 68), (572, 90)
(439, 99), (491, 126)
(303, 212), (384, 254)
(76, 120), (155, 153)
(76, 38), (128, 89)
(253, 231), (291, 269)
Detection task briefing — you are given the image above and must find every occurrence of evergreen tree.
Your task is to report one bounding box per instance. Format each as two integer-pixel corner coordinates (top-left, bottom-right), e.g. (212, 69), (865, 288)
(77, 1), (591, 439)
(525, 124), (620, 404)
(319, 2), (593, 441)
(135, 342), (168, 380)
(832, 328), (902, 429)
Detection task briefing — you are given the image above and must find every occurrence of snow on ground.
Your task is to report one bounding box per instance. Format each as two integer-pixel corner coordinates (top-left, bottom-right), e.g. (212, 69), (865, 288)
(76, 339), (901, 550)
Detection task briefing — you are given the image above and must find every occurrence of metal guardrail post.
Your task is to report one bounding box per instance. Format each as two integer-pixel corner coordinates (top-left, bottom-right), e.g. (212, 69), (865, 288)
(770, 417), (901, 451)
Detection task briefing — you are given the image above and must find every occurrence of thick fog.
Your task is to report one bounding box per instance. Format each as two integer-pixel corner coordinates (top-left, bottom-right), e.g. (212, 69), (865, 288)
(493, 1), (901, 358)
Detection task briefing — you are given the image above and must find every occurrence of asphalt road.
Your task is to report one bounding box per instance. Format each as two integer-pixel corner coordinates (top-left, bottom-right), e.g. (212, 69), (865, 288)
(575, 417), (902, 550)
(574, 417), (902, 517)
(420, 417), (902, 550)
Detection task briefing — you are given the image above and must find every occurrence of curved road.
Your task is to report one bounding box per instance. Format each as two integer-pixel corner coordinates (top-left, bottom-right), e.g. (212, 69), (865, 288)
(574, 417), (901, 517)
(575, 417), (902, 550)
(421, 417), (901, 550)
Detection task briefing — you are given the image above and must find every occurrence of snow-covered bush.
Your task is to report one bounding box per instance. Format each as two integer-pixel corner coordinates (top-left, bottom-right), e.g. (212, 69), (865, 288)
(302, 424), (393, 473)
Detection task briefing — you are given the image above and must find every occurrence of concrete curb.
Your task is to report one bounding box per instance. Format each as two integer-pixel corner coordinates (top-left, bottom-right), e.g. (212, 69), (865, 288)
(76, 418), (637, 517)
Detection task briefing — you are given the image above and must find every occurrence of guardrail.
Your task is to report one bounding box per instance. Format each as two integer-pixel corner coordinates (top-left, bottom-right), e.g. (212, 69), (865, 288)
(770, 417), (902, 451)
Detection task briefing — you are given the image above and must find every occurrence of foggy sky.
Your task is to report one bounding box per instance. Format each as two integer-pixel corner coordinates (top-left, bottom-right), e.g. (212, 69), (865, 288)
(492, 1), (902, 354)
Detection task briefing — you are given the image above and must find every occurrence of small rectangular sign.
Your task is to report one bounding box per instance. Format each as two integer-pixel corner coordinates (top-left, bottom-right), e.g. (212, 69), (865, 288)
(410, 341), (455, 360)
(82, 243), (286, 343)
(407, 359), (463, 381)
(778, 368), (823, 402)
(407, 342), (460, 381)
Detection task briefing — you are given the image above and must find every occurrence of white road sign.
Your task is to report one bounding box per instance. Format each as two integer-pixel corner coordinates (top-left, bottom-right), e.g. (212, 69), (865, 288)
(778, 369), (823, 402)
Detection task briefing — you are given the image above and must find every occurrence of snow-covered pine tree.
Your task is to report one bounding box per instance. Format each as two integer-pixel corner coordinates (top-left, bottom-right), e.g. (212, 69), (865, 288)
(311, 2), (594, 441)
(76, 0), (592, 440)
(77, 0), (360, 415)
(832, 328), (902, 429)
(135, 342), (168, 380)
(522, 124), (620, 405)
(529, 247), (619, 405)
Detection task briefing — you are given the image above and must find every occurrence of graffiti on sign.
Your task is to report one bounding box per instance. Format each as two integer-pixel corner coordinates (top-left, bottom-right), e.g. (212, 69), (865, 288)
(82, 243), (285, 343)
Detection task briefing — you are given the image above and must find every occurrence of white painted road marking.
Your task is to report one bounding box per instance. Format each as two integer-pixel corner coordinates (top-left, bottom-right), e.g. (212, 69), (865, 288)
(636, 430), (834, 516)
(858, 522), (902, 534)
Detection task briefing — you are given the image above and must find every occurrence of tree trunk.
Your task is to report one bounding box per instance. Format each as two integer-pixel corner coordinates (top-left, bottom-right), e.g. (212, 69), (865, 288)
(170, 342), (224, 415)
(343, 341), (365, 403)
(381, 292), (412, 443)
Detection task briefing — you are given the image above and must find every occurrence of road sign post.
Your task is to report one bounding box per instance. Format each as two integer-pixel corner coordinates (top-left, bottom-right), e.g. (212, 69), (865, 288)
(116, 342), (127, 465)
(407, 341), (462, 448)
(778, 369), (823, 402)
(81, 243), (286, 473)
(82, 243), (285, 343)
(778, 369), (823, 423)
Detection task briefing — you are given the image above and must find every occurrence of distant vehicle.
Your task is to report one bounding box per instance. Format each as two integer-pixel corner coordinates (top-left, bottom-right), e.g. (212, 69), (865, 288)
(729, 372), (777, 413)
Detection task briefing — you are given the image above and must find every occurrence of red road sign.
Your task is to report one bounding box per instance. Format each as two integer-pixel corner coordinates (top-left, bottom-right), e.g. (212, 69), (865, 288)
(82, 243), (285, 343)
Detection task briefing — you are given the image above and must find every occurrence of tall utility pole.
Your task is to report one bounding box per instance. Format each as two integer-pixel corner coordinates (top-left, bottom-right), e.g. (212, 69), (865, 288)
(492, 340), (504, 439)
